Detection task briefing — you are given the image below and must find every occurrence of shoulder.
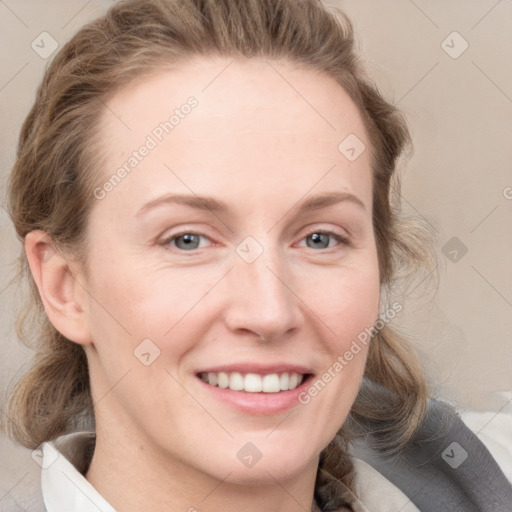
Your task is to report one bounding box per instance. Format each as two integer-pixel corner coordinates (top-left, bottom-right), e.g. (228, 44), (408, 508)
(349, 457), (421, 512)
(349, 396), (512, 511)
(459, 394), (512, 483)
(0, 440), (46, 512)
(5, 431), (100, 512)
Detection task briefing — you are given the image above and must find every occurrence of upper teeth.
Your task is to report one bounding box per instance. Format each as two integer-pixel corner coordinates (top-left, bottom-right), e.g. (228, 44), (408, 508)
(198, 372), (304, 393)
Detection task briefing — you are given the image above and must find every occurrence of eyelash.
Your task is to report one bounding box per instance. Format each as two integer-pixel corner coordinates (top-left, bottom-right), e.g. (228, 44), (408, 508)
(161, 228), (350, 253)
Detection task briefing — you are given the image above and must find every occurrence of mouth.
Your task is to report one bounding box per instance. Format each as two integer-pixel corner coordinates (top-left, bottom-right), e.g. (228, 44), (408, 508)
(196, 371), (313, 393)
(194, 363), (315, 414)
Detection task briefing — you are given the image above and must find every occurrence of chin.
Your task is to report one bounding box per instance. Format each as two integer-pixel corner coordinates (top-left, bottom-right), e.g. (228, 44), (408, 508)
(215, 436), (319, 485)
(220, 457), (314, 487)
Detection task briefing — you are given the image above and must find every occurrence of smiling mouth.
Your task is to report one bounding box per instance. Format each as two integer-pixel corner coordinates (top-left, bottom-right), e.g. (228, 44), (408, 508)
(196, 371), (312, 393)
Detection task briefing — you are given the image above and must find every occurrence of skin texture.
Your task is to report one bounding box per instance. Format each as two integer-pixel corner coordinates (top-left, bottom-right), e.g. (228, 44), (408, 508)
(26, 57), (380, 512)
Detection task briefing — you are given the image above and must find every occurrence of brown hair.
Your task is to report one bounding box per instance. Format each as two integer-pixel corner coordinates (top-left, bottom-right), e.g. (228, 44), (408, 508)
(4, 0), (438, 509)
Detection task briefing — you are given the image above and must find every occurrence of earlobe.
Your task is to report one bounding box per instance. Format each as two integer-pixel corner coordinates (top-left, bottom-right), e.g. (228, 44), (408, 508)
(24, 230), (93, 346)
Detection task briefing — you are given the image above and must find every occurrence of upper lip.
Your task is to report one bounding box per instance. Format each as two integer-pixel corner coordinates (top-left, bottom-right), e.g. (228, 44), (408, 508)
(195, 363), (314, 376)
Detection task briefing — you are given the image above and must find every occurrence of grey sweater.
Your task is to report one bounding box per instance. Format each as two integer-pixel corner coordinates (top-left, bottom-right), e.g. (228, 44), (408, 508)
(349, 398), (512, 511)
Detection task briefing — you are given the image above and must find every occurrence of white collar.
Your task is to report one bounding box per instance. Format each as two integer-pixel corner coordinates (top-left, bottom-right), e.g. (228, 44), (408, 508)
(40, 431), (418, 512)
(41, 432), (115, 512)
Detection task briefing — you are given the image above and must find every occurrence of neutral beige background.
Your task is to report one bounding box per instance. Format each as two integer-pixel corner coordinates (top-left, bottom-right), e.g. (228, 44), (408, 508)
(1, 0), (511, 508)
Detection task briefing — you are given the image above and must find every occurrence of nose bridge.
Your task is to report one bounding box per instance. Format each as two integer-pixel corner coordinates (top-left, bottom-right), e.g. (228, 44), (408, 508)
(225, 238), (301, 340)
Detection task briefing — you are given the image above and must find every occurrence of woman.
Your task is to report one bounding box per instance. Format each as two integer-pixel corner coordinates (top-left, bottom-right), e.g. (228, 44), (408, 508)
(3, 0), (511, 511)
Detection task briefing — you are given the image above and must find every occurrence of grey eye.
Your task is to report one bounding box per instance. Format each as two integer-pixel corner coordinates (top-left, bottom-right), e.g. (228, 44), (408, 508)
(173, 234), (202, 250)
(305, 232), (331, 249)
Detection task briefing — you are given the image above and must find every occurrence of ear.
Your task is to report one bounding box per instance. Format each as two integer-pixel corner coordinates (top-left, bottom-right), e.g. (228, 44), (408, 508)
(25, 230), (93, 346)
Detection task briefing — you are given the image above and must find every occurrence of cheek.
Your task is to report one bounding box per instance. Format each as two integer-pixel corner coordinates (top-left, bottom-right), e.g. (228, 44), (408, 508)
(306, 262), (381, 344)
(87, 246), (380, 346)
(299, 258), (380, 401)
(85, 255), (222, 361)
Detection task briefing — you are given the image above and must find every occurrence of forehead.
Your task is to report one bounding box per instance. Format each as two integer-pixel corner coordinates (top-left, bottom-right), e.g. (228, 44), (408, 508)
(94, 57), (372, 215)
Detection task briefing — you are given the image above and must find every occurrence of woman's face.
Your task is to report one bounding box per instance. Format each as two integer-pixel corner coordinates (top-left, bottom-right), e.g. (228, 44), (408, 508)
(81, 57), (380, 484)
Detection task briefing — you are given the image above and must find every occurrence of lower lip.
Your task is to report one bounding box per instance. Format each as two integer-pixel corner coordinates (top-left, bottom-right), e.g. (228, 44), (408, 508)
(196, 375), (314, 415)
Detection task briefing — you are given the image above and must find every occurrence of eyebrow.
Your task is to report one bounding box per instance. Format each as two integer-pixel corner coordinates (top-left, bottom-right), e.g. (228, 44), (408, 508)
(136, 191), (366, 217)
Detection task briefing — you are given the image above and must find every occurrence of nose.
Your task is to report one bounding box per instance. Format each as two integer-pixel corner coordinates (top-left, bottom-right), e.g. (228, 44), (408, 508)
(223, 244), (303, 342)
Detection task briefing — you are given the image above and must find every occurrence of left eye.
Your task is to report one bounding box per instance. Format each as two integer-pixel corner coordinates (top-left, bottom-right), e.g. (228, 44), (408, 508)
(298, 230), (348, 250)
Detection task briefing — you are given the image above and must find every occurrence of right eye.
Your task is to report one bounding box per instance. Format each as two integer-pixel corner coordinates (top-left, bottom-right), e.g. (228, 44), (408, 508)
(161, 232), (213, 251)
